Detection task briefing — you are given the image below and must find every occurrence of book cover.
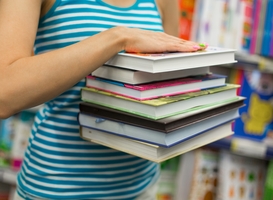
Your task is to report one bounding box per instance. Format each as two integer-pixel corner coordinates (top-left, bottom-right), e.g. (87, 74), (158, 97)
(232, 69), (273, 143)
(254, 0), (268, 55)
(216, 150), (266, 200)
(179, 0), (196, 40)
(157, 157), (180, 200)
(175, 148), (219, 200)
(241, 0), (254, 52)
(263, 160), (273, 200)
(261, 0), (273, 56)
(249, 0), (261, 54)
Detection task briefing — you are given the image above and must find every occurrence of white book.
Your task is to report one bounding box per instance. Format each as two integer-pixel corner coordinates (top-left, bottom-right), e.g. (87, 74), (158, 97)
(78, 108), (239, 147)
(105, 46), (237, 73)
(92, 65), (210, 85)
(81, 84), (240, 119)
(174, 149), (220, 200)
(80, 122), (233, 163)
(86, 74), (226, 100)
(216, 151), (267, 200)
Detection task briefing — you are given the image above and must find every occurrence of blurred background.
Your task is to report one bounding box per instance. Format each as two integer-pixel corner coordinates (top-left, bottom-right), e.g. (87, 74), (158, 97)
(1, 0), (273, 200)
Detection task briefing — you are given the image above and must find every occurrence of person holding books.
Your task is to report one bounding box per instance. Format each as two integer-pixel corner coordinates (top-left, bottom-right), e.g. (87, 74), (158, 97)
(0, 0), (207, 199)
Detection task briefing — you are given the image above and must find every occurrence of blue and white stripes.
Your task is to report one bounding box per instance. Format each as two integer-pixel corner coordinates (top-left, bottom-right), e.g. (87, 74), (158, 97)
(17, 0), (162, 199)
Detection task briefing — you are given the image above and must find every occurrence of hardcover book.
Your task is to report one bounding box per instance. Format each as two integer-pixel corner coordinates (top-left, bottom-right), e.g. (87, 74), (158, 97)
(86, 74), (226, 100)
(105, 46), (236, 73)
(81, 84), (240, 119)
(79, 97), (245, 133)
(92, 65), (210, 85)
(80, 122), (233, 163)
(78, 107), (239, 147)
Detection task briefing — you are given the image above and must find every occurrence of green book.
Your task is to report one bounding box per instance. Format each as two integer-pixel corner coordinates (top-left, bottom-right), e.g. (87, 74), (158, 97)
(81, 84), (240, 119)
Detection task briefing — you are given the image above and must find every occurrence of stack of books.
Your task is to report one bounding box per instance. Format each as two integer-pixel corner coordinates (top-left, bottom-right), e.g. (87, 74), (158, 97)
(78, 46), (245, 163)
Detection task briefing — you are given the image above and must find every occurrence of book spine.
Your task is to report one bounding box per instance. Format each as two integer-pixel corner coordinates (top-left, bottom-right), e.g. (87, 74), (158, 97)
(261, 0), (272, 56)
(249, 0), (261, 54)
(269, 1), (273, 57)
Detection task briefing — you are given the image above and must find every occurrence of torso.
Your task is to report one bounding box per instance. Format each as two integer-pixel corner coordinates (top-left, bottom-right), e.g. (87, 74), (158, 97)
(41, 0), (163, 18)
(17, 1), (163, 199)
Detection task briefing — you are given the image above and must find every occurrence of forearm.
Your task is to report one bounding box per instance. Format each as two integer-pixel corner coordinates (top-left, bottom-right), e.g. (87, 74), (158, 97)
(0, 27), (125, 117)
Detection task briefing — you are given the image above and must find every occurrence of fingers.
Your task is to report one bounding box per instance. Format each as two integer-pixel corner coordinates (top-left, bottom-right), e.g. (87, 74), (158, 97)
(123, 28), (208, 53)
(162, 32), (208, 52)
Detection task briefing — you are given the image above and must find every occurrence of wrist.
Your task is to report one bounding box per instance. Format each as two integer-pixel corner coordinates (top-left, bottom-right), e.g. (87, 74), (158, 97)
(111, 26), (130, 52)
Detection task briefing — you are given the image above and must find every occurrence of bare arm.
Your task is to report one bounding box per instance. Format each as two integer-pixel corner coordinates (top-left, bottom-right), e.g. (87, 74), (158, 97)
(156, 0), (180, 37)
(0, 0), (202, 118)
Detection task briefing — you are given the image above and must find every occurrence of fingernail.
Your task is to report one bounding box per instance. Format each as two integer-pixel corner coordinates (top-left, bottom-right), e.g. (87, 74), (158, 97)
(193, 45), (201, 50)
(199, 43), (208, 48)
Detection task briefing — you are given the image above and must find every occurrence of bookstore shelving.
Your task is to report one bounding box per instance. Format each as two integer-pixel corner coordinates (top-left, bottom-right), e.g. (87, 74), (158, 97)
(1, 0), (273, 199)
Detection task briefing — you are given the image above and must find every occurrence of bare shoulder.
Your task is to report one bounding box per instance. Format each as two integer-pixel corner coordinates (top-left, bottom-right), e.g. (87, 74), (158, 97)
(0, 0), (43, 65)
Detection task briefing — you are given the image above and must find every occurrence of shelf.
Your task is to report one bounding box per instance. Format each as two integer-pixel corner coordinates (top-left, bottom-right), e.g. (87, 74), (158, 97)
(235, 52), (273, 73)
(0, 168), (18, 185)
(209, 137), (273, 160)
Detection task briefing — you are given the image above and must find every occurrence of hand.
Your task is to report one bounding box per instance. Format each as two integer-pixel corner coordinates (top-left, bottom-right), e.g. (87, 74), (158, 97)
(121, 27), (207, 53)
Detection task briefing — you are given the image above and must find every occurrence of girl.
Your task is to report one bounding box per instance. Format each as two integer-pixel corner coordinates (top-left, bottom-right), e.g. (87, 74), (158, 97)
(0, 0), (205, 199)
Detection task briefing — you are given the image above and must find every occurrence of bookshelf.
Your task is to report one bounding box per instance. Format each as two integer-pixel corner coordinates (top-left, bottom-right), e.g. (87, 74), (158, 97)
(234, 53), (273, 73)
(0, 105), (40, 190)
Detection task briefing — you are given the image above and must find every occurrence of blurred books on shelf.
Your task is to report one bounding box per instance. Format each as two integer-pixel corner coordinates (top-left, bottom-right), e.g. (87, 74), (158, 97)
(206, 68), (273, 159)
(157, 157), (180, 200)
(175, 148), (219, 200)
(0, 111), (35, 171)
(173, 148), (267, 200)
(263, 160), (273, 200)
(216, 150), (266, 200)
(188, 0), (273, 59)
(230, 69), (273, 145)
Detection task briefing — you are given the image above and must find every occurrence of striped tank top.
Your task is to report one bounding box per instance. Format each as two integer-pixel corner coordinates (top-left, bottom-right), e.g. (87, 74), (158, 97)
(17, 0), (163, 199)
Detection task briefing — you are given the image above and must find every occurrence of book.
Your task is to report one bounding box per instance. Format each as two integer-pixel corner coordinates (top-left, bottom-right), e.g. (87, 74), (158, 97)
(92, 65), (210, 85)
(78, 107), (239, 147)
(175, 148), (219, 200)
(232, 69), (273, 142)
(86, 74), (226, 100)
(105, 46), (236, 73)
(79, 98), (245, 133)
(80, 122), (233, 163)
(263, 160), (273, 200)
(179, 0), (196, 40)
(81, 84), (240, 120)
(157, 157), (180, 200)
(255, 0), (268, 54)
(216, 150), (266, 200)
